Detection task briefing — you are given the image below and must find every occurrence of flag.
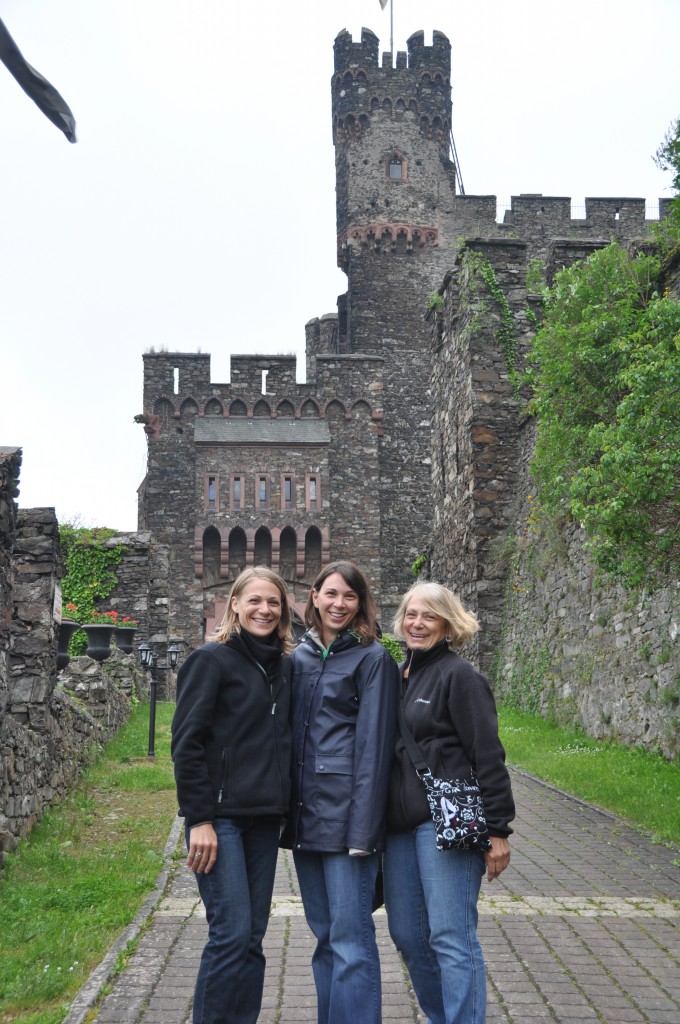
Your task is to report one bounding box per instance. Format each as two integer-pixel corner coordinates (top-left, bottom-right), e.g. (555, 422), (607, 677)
(378, 0), (389, 9)
(0, 17), (76, 142)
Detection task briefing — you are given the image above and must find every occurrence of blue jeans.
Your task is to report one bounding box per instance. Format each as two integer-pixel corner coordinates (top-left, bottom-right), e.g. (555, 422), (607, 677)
(383, 822), (486, 1024)
(294, 850), (381, 1024)
(189, 816), (280, 1024)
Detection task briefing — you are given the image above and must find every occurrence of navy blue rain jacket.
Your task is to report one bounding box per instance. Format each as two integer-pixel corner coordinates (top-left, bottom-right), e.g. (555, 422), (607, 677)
(281, 630), (400, 853)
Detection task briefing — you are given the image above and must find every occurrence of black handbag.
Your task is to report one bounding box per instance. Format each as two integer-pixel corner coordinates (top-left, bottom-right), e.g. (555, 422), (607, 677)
(398, 703), (491, 853)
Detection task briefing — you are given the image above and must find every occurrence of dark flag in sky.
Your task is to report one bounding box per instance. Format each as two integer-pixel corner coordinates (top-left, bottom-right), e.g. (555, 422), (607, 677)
(0, 17), (76, 142)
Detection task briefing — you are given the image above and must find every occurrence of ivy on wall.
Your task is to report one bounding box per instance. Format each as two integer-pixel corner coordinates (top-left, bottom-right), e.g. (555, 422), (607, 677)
(60, 525), (126, 652)
(525, 238), (680, 590)
(460, 249), (522, 400)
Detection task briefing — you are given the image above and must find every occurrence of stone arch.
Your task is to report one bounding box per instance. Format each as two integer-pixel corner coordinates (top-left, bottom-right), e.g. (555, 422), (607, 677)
(229, 399), (247, 416)
(304, 526), (322, 581)
(300, 399), (319, 418)
(254, 527), (272, 567)
(202, 526), (221, 588)
(325, 399), (346, 423)
(180, 398), (199, 421)
(356, 71), (368, 86)
(409, 99), (418, 113)
(351, 400), (372, 421)
(228, 527), (247, 577)
(276, 399), (295, 418)
(205, 398), (223, 416)
(253, 399), (271, 418)
(382, 98), (392, 115)
(370, 96), (380, 112)
(153, 398), (174, 425)
(342, 70), (353, 88)
(279, 527), (297, 583)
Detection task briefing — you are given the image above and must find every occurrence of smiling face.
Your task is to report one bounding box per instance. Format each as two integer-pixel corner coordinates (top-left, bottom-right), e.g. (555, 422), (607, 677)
(231, 578), (283, 639)
(312, 571), (360, 646)
(402, 595), (448, 651)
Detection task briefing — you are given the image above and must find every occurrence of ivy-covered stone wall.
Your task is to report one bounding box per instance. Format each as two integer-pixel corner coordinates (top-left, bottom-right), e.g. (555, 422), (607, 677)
(429, 237), (680, 759)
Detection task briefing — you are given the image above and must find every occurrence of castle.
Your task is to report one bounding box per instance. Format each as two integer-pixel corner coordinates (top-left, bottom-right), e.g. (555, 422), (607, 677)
(138, 26), (670, 650)
(2, 26), (677, 851)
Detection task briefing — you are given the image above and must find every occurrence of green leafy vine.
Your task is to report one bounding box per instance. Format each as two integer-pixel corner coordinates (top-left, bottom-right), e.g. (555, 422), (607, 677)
(60, 525), (126, 653)
(462, 250), (522, 399)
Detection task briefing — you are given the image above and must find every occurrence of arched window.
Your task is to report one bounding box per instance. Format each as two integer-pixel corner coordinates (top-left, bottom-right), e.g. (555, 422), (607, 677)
(254, 527), (272, 568)
(279, 527), (297, 582)
(253, 399), (271, 418)
(202, 527), (221, 587)
(205, 399), (223, 416)
(228, 528), (247, 577)
(229, 399), (247, 417)
(304, 526), (322, 580)
(180, 398), (198, 421)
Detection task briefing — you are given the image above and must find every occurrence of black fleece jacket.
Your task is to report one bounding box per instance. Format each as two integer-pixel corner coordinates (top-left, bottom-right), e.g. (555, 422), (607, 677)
(171, 631), (292, 828)
(387, 641), (514, 838)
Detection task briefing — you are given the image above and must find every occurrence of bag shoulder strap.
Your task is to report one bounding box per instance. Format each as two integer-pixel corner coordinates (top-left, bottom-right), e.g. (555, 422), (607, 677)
(398, 700), (430, 774)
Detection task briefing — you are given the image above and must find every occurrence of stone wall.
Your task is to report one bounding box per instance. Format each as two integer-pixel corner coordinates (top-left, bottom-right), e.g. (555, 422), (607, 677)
(428, 231), (680, 758)
(0, 451), (138, 863)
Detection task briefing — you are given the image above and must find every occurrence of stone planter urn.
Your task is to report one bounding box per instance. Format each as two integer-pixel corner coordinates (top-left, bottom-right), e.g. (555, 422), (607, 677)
(114, 627), (137, 655)
(82, 623), (115, 662)
(57, 619), (81, 671)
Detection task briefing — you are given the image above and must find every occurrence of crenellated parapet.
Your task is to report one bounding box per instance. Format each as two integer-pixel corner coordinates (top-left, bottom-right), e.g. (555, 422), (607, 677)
(141, 351), (385, 438)
(332, 28), (451, 151)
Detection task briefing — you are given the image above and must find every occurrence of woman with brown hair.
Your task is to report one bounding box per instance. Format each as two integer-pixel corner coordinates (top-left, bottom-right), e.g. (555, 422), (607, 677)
(281, 560), (399, 1024)
(171, 567), (294, 1024)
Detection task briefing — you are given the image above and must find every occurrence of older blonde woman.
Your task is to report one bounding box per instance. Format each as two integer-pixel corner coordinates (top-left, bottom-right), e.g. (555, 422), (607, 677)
(171, 567), (294, 1024)
(384, 582), (514, 1024)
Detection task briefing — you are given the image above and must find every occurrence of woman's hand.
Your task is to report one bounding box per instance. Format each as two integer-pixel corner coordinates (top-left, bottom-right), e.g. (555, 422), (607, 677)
(187, 823), (218, 874)
(484, 836), (510, 882)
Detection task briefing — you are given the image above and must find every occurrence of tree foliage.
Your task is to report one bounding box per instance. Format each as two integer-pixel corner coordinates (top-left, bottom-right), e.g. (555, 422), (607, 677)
(526, 241), (680, 589)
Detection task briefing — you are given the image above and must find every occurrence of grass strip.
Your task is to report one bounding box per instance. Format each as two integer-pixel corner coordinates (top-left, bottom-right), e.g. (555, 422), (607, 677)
(0, 702), (178, 1024)
(499, 705), (680, 848)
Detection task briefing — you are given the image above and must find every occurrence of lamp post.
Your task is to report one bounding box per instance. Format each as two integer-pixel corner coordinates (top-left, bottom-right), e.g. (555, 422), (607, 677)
(138, 641), (181, 757)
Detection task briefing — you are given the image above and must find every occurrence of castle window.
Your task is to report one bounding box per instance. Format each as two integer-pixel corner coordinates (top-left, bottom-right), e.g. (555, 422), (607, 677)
(281, 474), (295, 511)
(389, 155), (403, 179)
(306, 474), (320, 511)
(257, 475), (270, 510)
(231, 475), (244, 510)
(254, 527), (272, 568)
(205, 474), (219, 512)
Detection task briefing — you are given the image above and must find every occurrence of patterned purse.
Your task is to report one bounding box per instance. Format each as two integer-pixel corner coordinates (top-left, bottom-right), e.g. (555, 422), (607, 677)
(398, 704), (491, 853)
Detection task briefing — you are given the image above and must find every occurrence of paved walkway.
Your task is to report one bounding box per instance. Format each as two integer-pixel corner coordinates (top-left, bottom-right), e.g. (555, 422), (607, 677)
(65, 770), (680, 1024)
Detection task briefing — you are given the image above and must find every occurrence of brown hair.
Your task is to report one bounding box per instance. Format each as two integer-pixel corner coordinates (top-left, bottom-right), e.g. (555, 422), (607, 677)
(209, 567), (294, 654)
(393, 582), (480, 649)
(304, 561), (378, 644)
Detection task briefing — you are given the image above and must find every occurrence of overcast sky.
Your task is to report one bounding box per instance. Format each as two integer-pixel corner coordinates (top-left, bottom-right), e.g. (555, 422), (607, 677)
(1, 0), (678, 532)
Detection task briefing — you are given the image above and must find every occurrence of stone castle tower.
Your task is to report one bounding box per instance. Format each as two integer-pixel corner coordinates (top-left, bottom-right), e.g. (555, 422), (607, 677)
(139, 28), (465, 642)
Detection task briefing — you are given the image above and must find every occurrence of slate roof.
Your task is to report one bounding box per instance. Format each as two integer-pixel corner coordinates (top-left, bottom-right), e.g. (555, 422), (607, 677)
(194, 417), (330, 445)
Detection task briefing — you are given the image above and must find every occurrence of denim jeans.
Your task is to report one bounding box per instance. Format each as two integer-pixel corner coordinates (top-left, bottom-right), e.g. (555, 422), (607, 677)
(189, 816), (280, 1024)
(293, 850), (381, 1024)
(383, 822), (486, 1024)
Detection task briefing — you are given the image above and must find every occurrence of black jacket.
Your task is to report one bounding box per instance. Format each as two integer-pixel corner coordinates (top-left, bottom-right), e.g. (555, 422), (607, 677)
(388, 641), (514, 838)
(171, 632), (292, 828)
(281, 630), (400, 853)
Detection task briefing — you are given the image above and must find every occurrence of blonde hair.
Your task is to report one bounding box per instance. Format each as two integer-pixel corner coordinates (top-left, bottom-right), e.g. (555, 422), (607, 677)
(393, 582), (479, 649)
(209, 567), (294, 654)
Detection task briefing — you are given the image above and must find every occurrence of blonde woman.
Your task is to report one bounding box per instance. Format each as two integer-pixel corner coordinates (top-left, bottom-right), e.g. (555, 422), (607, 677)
(384, 582), (515, 1024)
(171, 567), (294, 1024)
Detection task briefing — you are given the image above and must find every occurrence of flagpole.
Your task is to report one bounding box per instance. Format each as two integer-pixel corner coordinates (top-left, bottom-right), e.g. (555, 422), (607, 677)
(390, 0), (394, 57)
